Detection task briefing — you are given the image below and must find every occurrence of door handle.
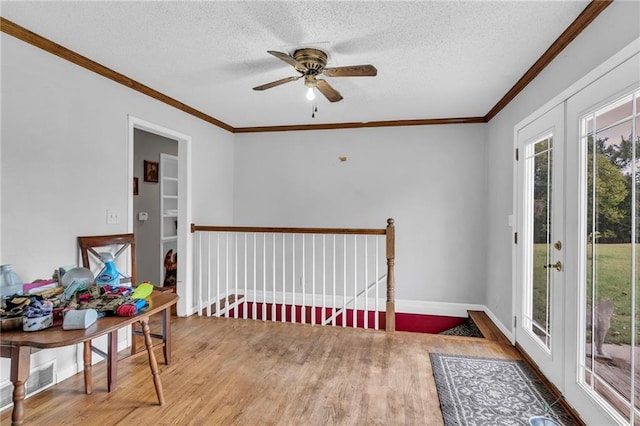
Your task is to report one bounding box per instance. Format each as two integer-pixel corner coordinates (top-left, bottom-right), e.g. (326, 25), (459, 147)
(544, 261), (562, 272)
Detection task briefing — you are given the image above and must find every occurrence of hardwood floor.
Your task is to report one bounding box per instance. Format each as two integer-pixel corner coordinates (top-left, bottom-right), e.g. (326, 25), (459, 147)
(2, 315), (524, 425)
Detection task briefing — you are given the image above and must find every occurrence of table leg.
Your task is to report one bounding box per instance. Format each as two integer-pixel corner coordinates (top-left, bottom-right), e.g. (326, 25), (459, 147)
(107, 331), (118, 392)
(140, 318), (165, 405)
(163, 307), (172, 365)
(10, 346), (31, 426)
(130, 324), (138, 357)
(83, 341), (92, 394)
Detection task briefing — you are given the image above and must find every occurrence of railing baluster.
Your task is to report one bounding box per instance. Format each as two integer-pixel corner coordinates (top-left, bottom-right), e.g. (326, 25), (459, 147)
(281, 233), (286, 323)
(312, 234), (316, 326)
(353, 234), (357, 329)
(253, 233), (257, 320)
(215, 232), (222, 317)
(364, 235), (369, 330)
(234, 233), (238, 319)
(292, 234), (296, 324)
(272, 233), (276, 322)
(225, 233), (229, 318)
(302, 234), (306, 325)
(322, 235), (326, 326)
(243, 233), (247, 320)
(206, 233), (212, 317)
(343, 235), (346, 328)
(196, 232), (202, 316)
(375, 237), (379, 330)
(262, 233), (266, 321)
(332, 235), (336, 327)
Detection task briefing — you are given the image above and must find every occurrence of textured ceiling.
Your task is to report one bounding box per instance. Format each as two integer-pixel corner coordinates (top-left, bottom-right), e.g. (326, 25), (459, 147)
(1, 1), (590, 128)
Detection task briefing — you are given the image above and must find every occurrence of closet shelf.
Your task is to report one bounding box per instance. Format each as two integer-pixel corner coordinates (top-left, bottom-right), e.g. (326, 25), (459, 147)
(160, 152), (179, 284)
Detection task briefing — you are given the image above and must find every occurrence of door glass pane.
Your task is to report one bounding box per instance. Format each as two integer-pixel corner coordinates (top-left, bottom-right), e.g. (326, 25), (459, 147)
(595, 95), (633, 134)
(582, 92), (639, 422)
(529, 137), (553, 348)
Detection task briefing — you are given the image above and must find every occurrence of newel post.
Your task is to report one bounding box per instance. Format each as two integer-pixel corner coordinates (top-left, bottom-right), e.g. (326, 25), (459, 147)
(385, 218), (395, 332)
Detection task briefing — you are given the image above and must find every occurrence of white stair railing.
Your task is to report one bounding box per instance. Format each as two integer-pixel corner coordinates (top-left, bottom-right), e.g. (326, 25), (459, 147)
(191, 219), (396, 331)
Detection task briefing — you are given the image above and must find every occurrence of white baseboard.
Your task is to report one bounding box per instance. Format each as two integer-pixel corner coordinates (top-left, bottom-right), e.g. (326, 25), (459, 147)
(57, 363), (78, 383)
(483, 307), (515, 343)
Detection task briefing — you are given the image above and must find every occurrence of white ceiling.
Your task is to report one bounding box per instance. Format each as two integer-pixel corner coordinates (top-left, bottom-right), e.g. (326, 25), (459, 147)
(1, 1), (590, 128)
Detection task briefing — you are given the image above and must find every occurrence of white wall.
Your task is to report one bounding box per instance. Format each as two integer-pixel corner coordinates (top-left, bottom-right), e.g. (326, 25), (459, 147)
(484, 1), (640, 331)
(233, 124), (487, 306)
(0, 33), (234, 383)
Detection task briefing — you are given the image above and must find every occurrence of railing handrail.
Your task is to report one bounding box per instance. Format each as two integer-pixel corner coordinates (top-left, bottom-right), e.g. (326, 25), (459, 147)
(191, 224), (386, 235)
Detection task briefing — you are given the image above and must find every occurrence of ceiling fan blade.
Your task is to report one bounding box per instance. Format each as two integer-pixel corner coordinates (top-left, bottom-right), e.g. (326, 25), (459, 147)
(316, 79), (343, 102)
(253, 75), (301, 91)
(267, 50), (307, 72)
(322, 64), (377, 77)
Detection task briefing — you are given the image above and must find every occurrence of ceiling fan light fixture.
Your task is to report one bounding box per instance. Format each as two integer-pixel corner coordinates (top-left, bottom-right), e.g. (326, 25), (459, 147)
(304, 75), (317, 101)
(306, 87), (316, 101)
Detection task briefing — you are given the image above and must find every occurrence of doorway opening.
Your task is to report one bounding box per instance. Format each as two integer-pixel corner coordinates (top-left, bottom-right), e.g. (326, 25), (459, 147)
(127, 116), (192, 316)
(133, 129), (178, 288)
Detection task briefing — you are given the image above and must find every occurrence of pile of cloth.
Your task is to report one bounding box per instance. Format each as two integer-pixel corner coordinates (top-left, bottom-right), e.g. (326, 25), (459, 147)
(67, 283), (152, 317)
(1, 282), (155, 332)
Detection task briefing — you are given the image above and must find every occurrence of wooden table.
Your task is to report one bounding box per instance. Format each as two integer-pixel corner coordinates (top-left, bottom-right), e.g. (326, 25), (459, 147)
(0, 291), (178, 426)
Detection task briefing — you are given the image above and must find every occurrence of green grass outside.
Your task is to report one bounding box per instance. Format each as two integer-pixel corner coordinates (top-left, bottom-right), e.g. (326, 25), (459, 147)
(533, 243), (637, 345)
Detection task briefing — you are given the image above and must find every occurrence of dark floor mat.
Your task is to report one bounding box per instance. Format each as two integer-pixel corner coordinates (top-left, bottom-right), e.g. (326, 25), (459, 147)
(439, 317), (483, 338)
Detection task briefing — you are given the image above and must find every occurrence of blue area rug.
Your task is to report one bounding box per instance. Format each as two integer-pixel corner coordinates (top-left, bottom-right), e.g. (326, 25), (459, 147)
(430, 353), (576, 425)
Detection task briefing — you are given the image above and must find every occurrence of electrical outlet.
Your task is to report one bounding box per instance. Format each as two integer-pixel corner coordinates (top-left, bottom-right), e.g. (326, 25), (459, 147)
(106, 210), (120, 224)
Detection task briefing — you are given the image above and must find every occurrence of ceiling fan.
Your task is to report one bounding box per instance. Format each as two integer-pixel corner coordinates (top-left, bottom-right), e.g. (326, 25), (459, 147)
(252, 48), (377, 102)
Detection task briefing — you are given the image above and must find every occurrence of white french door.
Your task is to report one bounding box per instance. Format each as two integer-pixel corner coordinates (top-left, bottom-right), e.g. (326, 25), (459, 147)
(514, 45), (639, 424)
(515, 104), (566, 389)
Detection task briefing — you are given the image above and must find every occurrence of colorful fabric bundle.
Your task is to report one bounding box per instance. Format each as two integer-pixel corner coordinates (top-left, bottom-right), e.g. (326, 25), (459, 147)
(115, 298), (148, 317)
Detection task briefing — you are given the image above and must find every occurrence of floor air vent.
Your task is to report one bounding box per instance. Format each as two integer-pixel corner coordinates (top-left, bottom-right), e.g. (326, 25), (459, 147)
(0, 361), (55, 410)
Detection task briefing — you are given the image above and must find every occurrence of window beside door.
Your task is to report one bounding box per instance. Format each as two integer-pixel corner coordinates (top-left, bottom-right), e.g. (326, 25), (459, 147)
(526, 135), (554, 349)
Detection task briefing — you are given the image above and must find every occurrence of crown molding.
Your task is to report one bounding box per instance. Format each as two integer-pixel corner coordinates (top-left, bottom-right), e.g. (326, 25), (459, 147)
(1, 1), (612, 133)
(484, 0), (612, 121)
(234, 117), (487, 133)
(0, 17), (234, 133)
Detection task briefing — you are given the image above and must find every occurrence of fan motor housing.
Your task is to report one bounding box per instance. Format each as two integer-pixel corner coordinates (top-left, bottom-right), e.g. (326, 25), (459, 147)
(293, 48), (327, 75)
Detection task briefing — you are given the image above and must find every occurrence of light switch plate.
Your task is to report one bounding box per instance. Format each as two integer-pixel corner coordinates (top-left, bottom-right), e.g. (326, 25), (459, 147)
(107, 210), (120, 224)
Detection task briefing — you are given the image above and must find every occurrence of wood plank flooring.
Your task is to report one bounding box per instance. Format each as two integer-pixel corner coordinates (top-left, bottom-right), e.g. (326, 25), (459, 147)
(2, 315), (525, 425)
(468, 310), (512, 345)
